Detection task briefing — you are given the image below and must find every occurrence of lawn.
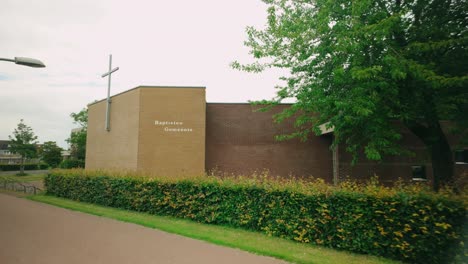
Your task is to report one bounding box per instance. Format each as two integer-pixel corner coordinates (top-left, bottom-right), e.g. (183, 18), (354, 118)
(29, 194), (401, 264)
(0, 174), (46, 182)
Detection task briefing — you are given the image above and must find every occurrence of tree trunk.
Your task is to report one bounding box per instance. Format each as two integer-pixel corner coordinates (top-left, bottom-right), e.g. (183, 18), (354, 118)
(428, 126), (454, 191)
(406, 121), (454, 191)
(20, 157), (25, 175)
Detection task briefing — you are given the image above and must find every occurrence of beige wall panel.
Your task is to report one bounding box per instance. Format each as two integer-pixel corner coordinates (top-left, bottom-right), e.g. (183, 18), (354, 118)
(85, 89), (140, 170)
(137, 87), (206, 176)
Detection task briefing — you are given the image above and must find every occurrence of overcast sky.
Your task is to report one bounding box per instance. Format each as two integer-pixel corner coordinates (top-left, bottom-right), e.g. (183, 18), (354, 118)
(0, 0), (285, 148)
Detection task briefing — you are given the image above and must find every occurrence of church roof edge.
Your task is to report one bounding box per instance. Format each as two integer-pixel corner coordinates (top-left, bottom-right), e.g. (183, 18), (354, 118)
(88, 85), (206, 106)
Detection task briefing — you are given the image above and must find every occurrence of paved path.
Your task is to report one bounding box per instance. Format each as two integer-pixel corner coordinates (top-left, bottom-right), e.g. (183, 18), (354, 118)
(0, 193), (286, 264)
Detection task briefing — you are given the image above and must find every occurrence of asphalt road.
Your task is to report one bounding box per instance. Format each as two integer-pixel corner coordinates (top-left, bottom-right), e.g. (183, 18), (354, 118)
(0, 193), (286, 264)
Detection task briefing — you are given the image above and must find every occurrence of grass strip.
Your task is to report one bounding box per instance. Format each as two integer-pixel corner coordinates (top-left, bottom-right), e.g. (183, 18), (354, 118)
(28, 195), (401, 264)
(1, 174), (45, 182)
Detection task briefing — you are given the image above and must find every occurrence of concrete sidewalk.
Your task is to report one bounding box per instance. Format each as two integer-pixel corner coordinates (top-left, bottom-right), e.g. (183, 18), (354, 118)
(0, 193), (286, 264)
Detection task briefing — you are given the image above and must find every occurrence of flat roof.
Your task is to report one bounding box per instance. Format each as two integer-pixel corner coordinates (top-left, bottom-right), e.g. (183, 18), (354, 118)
(88, 86), (295, 107)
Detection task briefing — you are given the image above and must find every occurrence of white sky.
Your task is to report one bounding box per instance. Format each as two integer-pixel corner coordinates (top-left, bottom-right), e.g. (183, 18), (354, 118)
(0, 0), (285, 148)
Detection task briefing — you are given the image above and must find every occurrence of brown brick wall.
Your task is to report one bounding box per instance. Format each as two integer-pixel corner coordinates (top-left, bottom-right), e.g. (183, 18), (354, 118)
(205, 103), (333, 181)
(206, 104), (467, 185)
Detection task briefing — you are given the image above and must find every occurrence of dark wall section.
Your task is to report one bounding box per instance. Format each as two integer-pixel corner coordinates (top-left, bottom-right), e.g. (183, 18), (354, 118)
(337, 122), (468, 185)
(206, 104), (467, 185)
(205, 103), (333, 181)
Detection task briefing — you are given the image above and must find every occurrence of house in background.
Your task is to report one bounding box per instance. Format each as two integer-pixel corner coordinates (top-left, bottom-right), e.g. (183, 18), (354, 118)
(0, 140), (11, 156)
(0, 140), (43, 164)
(61, 150), (71, 160)
(0, 140), (22, 164)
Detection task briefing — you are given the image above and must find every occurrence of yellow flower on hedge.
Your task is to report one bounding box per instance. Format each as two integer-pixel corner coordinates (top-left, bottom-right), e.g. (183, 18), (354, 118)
(378, 226), (388, 236)
(435, 222), (452, 230)
(404, 224), (412, 232)
(419, 226), (429, 234)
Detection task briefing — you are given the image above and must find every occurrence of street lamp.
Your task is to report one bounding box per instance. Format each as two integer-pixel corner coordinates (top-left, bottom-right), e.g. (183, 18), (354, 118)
(0, 57), (45, 68)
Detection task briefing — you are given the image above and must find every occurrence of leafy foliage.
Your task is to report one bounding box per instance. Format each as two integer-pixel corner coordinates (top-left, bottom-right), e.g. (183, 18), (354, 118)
(45, 170), (466, 264)
(38, 141), (63, 168)
(233, 0), (468, 190)
(58, 159), (85, 169)
(8, 119), (38, 173)
(67, 108), (87, 161)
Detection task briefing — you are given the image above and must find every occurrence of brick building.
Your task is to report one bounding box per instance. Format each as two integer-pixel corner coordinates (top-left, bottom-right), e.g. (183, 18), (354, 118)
(85, 86), (467, 184)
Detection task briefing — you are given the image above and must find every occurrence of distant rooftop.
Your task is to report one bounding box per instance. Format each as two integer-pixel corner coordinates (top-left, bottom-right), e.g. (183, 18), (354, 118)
(0, 140), (10, 150)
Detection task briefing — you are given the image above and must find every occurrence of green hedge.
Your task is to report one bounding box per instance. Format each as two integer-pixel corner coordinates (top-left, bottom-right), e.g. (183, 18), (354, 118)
(0, 163), (48, 171)
(45, 170), (466, 264)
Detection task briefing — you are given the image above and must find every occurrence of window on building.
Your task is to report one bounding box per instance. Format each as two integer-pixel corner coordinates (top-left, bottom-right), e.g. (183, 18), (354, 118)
(412, 165), (427, 181)
(455, 149), (468, 164)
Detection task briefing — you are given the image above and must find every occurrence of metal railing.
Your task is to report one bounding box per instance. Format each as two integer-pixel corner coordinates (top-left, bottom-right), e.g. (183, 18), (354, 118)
(0, 177), (42, 195)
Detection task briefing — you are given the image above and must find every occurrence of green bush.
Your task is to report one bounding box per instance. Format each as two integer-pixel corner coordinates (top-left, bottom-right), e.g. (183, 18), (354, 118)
(0, 163), (48, 171)
(45, 170), (466, 264)
(58, 159), (85, 169)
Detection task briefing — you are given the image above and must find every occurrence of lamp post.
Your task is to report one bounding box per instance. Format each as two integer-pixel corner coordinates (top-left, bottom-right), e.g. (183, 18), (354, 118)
(0, 57), (45, 68)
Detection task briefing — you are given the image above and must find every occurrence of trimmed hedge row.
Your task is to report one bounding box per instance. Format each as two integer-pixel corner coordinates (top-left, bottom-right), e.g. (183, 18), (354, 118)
(45, 170), (466, 264)
(0, 163), (48, 171)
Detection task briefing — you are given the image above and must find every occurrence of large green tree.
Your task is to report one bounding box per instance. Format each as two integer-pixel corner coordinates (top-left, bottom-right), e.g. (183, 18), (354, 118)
(38, 141), (63, 168)
(67, 108), (88, 162)
(234, 0), (468, 190)
(8, 119), (38, 174)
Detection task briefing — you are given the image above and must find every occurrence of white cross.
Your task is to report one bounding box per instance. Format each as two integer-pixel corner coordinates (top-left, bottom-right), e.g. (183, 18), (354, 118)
(101, 54), (119, 131)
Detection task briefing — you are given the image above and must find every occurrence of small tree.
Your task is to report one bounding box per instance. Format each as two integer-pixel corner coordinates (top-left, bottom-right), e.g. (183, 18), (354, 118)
(8, 119), (38, 174)
(38, 141), (63, 168)
(67, 108), (88, 162)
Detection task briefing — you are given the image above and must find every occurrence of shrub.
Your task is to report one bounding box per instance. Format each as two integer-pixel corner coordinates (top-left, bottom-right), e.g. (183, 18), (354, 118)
(45, 170), (466, 264)
(0, 163), (48, 171)
(38, 163), (48, 170)
(58, 159), (85, 169)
